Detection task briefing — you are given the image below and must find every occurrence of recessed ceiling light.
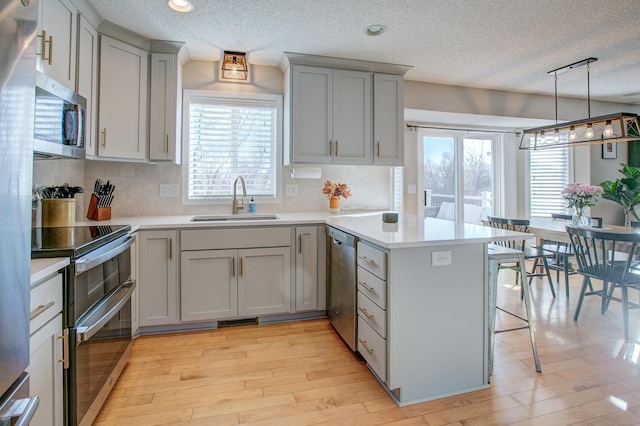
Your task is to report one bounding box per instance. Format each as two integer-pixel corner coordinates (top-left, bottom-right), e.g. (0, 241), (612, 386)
(365, 24), (387, 36)
(168, 0), (193, 13)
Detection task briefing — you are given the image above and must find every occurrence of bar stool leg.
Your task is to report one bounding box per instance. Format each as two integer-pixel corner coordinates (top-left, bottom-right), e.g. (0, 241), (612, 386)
(518, 255), (542, 372)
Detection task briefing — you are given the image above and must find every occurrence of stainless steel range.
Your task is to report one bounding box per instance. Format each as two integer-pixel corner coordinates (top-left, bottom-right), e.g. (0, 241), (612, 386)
(32, 225), (135, 425)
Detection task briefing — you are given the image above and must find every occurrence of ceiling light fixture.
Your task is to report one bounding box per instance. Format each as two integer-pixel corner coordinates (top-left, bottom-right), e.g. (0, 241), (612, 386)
(519, 58), (640, 150)
(365, 24), (387, 36)
(168, 0), (193, 13)
(221, 51), (248, 81)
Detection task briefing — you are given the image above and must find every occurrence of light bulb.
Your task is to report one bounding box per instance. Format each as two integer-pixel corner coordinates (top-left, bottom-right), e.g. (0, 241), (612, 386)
(604, 120), (614, 137)
(538, 131), (545, 144)
(168, 0), (193, 12)
(585, 124), (594, 140)
(569, 126), (578, 141)
(553, 129), (560, 142)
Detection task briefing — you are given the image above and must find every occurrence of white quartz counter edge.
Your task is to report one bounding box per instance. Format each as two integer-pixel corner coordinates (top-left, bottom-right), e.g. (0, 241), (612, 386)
(31, 258), (70, 284)
(74, 212), (533, 249)
(325, 216), (534, 249)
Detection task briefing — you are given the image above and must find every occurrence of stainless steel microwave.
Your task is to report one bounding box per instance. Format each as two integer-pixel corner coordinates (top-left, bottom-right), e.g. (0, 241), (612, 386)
(34, 71), (86, 159)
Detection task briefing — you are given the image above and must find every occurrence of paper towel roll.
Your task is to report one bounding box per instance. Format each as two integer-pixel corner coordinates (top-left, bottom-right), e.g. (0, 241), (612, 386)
(290, 166), (322, 179)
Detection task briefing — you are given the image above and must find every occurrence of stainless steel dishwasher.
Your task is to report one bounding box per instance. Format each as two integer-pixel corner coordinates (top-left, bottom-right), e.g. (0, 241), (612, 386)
(326, 225), (358, 350)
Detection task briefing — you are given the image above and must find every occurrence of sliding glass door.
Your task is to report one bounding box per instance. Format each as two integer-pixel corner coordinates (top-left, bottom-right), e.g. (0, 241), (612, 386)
(421, 131), (495, 224)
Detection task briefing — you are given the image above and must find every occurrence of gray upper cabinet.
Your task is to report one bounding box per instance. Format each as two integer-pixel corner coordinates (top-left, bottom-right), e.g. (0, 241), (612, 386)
(291, 66), (371, 164)
(149, 43), (184, 164)
(283, 53), (410, 166)
(37, 0), (78, 90)
(373, 73), (404, 165)
(76, 15), (98, 159)
(97, 35), (148, 161)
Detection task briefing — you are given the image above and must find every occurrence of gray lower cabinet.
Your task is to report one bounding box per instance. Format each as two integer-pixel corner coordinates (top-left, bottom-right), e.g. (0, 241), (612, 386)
(27, 272), (64, 426)
(138, 230), (178, 326)
(180, 227), (291, 322)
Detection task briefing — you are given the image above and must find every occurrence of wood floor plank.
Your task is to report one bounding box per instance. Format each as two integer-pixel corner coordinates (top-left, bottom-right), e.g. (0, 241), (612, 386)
(98, 268), (640, 425)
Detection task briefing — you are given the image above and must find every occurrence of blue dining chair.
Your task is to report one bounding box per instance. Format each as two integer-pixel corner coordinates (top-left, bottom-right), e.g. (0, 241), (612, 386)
(566, 225), (640, 341)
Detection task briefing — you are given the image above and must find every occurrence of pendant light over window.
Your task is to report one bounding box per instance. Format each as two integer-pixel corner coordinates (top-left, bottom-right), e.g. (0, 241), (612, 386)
(221, 51), (248, 81)
(519, 58), (640, 150)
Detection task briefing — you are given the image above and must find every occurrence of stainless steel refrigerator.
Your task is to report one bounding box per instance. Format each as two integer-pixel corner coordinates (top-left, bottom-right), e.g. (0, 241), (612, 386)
(0, 0), (40, 423)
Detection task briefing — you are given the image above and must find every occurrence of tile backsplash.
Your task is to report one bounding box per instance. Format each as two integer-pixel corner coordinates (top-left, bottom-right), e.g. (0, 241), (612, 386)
(34, 159), (392, 219)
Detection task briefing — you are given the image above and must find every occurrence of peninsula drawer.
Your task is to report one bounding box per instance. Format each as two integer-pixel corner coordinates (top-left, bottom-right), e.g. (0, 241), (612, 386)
(357, 242), (387, 279)
(357, 316), (387, 381)
(357, 291), (386, 338)
(30, 272), (63, 335)
(357, 266), (386, 309)
(181, 227), (291, 250)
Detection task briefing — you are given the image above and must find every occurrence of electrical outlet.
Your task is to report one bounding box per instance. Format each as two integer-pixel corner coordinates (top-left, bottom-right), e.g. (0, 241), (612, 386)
(286, 184), (298, 197)
(432, 250), (452, 266)
(160, 184), (178, 197)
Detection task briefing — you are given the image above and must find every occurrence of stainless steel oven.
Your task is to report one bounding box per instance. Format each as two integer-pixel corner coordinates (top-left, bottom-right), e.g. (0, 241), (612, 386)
(32, 225), (135, 425)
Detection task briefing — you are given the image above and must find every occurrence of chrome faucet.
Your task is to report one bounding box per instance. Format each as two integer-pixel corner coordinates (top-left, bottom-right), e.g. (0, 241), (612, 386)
(232, 176), (247, 214)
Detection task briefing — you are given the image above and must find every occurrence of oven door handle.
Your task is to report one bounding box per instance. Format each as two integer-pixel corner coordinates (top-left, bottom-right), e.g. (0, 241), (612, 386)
(75, 280), (135, 343)
(75, 234), (135, 274)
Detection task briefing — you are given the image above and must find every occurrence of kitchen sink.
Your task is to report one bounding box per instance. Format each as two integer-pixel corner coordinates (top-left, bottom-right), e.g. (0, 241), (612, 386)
(191, 214), (279, 222)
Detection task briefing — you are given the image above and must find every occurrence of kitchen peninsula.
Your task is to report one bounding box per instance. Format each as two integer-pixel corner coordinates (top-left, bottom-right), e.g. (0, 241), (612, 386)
(88, 212), (531, 406)
(325, 214), (533, 405)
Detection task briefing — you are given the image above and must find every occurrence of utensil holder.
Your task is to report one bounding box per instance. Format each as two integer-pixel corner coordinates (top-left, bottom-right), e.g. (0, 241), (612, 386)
(41, 199), (76, 227)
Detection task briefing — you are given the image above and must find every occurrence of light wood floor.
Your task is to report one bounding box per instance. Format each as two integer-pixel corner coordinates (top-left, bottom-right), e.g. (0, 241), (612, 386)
(95, 270), (640, 425)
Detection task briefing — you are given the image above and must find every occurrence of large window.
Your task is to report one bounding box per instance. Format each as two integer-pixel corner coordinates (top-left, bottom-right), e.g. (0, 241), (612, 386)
(182, 90), (282, 204)
(529, 147), (569, 217)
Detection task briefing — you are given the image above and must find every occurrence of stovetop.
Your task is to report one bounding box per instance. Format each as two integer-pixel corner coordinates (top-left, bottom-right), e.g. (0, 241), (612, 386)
(31, 224), (130, 259)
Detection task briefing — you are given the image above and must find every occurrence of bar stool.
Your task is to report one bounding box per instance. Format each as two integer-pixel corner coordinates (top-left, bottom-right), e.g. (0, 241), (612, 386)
(487, 244), (542, 376)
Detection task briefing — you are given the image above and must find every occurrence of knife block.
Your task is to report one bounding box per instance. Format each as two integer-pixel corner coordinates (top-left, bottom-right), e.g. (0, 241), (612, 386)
(87, 194), (112, 221)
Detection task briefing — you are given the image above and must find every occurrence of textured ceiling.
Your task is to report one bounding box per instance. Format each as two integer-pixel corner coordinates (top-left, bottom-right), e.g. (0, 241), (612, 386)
(87, 0), (640, 105)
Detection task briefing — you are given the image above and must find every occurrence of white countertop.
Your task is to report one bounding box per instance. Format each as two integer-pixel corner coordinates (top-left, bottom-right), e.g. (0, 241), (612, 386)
(31, 257), (69, 284)
(76, 211), (532, 249)
(326, 214), (534, 248)
(75, 211), (338, 231)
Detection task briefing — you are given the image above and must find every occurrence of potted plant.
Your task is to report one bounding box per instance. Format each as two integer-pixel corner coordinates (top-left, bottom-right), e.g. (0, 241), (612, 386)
(599, 163), (640, 226)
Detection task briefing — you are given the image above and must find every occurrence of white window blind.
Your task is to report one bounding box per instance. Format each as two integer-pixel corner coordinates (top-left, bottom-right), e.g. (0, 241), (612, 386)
(530, 145), (569, 217)
(393, 166), (403, 212)
(186, 95), (278, 200)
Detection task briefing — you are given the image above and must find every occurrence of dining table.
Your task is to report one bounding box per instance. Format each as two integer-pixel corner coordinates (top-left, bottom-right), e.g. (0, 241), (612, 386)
(527, 217), (636, 245)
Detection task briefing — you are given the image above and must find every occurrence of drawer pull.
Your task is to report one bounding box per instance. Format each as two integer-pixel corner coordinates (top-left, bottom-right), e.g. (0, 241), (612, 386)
(58, 329), (69, 369)
(359, 256), (376, 265)
(358, 338), (375, 354)
(358, 307), (374, 320)
(358, 281), (375, 293)
(29, 301), (55, 321)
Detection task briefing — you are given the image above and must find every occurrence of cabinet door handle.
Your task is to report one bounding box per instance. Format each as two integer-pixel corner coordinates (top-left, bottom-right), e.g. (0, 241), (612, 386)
(358, 307), (375, 320)
(168, 239), (172, 260)
(329, 140), (332, 156)
(377, 142), (380, 158)
(48, 34), (53, 65)
(232, 257), (235, 278)
(298, 235), (302, 254)
(358, 338), (375, 354)
(58, 329), (69, 369)
(239, 257), (243, 277)
(102, 128), (107, 149)
(166, 134), (169, 152)
(358, 281), (375, 293)
(335, 140), (339, 156)
(38, 31), (53, 65)
(29, 301), (55, 320)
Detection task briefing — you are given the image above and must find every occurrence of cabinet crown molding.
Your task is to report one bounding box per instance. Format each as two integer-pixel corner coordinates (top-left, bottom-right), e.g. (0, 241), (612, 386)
(281, 52), (412, 76)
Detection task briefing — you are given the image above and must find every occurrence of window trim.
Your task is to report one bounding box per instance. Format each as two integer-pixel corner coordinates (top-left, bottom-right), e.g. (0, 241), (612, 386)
(181, 90), (283, 206)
